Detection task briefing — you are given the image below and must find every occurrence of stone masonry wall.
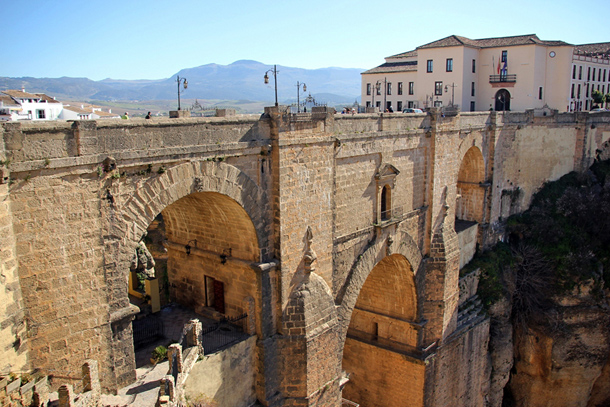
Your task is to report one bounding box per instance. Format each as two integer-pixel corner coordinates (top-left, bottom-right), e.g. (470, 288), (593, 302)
(0, 138), (28, 375)
(2, 110), (610, 406)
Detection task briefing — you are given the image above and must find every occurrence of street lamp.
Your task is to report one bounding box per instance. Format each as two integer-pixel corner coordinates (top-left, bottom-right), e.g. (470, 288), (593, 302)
(295, 81), (307, 113)
(176, 75), (188, 111)
(444, 83), (457, 107)
(373, 80), (382, 110)
(264, 65), (279, 107)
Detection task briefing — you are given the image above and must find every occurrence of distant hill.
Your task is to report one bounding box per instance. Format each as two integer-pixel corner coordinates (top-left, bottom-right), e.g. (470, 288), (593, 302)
(0, 60), (363, 106)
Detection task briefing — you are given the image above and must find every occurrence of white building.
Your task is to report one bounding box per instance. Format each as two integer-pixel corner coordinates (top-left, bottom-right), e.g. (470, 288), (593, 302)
(1, 89), (63, 121)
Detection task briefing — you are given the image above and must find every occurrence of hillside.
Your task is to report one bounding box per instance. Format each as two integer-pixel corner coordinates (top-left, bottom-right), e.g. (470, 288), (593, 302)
(0, 60), (362, 108)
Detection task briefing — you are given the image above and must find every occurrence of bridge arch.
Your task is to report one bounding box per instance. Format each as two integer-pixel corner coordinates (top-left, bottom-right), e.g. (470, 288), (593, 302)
(337, 231), (423, 346)
(119, 160), (270, 259)
(338, 232), (425, 406)
(104, 160), (271, 395)
(456, 145), (486, 224)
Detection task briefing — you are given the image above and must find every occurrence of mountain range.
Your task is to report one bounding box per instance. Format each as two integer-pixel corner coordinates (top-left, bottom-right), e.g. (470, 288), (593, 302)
(0, 60), (364, 106)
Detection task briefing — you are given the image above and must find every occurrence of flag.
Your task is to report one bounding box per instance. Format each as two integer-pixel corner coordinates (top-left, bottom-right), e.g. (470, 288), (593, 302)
(502, 60), (508, 75)
(497, 56), (501, 74)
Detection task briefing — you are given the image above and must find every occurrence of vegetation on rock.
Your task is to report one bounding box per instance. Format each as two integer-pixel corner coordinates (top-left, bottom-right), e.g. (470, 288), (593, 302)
(466, 159), (610, 327)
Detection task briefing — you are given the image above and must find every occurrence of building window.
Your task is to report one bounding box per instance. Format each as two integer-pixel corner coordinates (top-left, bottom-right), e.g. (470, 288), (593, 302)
(470, 101), (475, 112)
(366, 101), (371, 107)
(387, 82), (392, 95)
(501, 50), (507, 62)
(471, 82), (475, 97)
(599, 69), (602, 82)
(376, 101), (381, 108)
(579, 66), (582, 80)
(604, 69), (607, 82)
(539, 87), (543, 100)
(586, 83), (590, 98)
(593, 68), (596, 82)
(577, 84), (581, 98)
(376, 84), (381, 96)
(472, 59), (476, 73)
(408, 82), (414, 95)
(434, 100), (443, 107)
(397, 101), (403, 111)
(588, 67), (591, 81)
(573, 65), (576, 79)
(446, 58), (453, 72)
(427, 60), (433, 73)
(571, 83), (575, 98)
(398, 82), (403, 95)
(435, 81), (443, 96)
(366, 83), (371, 96)
(36, 109), (46, 119)
(386, 101), (392, 111)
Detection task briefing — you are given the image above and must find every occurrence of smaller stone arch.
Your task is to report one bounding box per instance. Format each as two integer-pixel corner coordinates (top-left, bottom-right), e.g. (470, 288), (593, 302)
(456, 146), (486, 224)
(337, 231), (423, 345)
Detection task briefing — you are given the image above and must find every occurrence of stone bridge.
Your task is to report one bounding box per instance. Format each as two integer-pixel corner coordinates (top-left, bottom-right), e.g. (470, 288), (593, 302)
(1, 106), (609, 406)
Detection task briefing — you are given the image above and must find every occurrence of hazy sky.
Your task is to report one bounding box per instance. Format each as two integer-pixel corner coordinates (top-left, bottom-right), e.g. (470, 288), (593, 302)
(4, 0), (609, 81)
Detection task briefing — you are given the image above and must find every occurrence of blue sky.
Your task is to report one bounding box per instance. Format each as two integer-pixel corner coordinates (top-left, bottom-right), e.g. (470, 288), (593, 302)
(3, 0), (609, 81)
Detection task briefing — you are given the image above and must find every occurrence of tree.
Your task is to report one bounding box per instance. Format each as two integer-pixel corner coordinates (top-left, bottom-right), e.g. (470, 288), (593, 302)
(604, 93), (610, 109)
(592, 89), (604, 108)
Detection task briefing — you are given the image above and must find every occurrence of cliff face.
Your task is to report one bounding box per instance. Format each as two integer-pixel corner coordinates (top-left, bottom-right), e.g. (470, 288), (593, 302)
(502, 284), (610, 407)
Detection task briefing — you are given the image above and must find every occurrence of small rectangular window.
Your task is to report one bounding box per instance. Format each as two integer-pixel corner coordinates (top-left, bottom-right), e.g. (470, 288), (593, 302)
(579, 66), (582, 80)
(539, 87), (543, 100)
(578, 84), (581, 98)
(427, 60), (433, 73)
(366, 83), (371, 96)
(376, 101), (381, 108)
(435, 81), (443, 96)
(376, 84), (381, 96)
(588, 67), (591, 81)
(571, 83), (575, 98)
(446, 58), (453, 72)
(387, 82), (392, 95)
(573, 65), (576, 79)
(472, 59), (476, 73)
(471, 82), (475, 97)
(36, 109), (46, 119)
(366, 101), (371, 107)
(398, 82), (403, 95)
(593, 68), (596, 82)
(408, 82), (414, 95)
(598, 69), (602, 82)
(470, 101), (475, 112)
(501, 50), (507, 63)
(397, 101), (402, 111)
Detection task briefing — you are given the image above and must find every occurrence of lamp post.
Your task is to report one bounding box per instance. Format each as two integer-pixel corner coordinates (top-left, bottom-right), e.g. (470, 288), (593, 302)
(295, 81), (307, 112)
(264, 65), (279, 107)
(373, 80), (382, 110)
(444, 83), (456, 107)
(176, 75), (188, 111)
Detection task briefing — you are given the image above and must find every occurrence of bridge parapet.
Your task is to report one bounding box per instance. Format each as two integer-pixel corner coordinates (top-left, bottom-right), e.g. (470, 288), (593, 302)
(1, 115), (264, 165)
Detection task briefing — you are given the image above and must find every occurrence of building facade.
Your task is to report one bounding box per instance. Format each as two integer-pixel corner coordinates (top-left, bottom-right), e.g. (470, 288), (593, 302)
(362, 34), (610, 112)
(0, 89), (63, 121)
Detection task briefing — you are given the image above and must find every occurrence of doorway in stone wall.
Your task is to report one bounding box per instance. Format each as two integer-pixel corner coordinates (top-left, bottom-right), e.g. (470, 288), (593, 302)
(494, 89), (511, 111)
(341, 254), (425, 407)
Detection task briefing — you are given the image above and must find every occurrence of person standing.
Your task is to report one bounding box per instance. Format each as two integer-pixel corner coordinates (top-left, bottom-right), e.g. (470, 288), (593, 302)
(145, 112), (152, 119)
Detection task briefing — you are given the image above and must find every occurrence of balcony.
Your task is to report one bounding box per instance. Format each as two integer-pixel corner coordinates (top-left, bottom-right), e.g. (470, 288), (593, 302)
(489, 74), (517, 83)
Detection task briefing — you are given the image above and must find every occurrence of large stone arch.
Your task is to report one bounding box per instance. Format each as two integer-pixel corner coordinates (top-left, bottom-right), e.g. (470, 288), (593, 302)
(118, 160), (269, 263)
(336, 231), (423, 347)
(102, 160), (271, 390)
